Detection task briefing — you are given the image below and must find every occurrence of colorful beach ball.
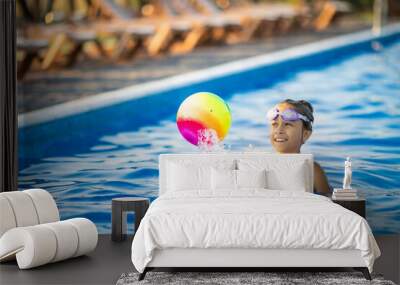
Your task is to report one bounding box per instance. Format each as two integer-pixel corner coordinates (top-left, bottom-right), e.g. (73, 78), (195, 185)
(176, 92), (231, 146)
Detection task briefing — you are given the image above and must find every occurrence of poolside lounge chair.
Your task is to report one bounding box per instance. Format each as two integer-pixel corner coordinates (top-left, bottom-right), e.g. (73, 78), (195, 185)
(151, 0), (211, 54)
(16, 2), (156, 69)
(64, 29), (108, 67)
(191, 0), (304, 42)
(17, 37), (49, 79)
(188, 0), (258, 44)
(23, 17), (161, 66)
(213, 1), (304, 37)
(24, 24), (107, 69)
(32, 0), (188, 62)
(89, 0), (137, 20)
(20, 0), (132, 65)
(85, 0), (167, 58)
(92, 0), (199, 57)
(109, 25), (158, 59)
(313, 1), (352, 31)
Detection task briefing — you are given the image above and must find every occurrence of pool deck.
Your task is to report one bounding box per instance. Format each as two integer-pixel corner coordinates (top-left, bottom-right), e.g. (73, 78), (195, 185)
(18, 18), (373, 114)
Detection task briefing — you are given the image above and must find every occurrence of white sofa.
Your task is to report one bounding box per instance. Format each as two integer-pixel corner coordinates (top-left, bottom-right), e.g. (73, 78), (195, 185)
(131, 153), (379, 281)
(0, 189), (98, 269)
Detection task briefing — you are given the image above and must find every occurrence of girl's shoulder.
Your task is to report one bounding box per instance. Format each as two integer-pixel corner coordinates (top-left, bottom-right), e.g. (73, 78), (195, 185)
(314, 160), (327, 167)
(313, 161), (327, 176)
(312, 161), (332, 193)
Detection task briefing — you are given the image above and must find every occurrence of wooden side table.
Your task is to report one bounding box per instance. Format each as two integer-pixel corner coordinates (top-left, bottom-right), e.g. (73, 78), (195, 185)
(331, 196), (366, 218)
(112, 197), (150, 242)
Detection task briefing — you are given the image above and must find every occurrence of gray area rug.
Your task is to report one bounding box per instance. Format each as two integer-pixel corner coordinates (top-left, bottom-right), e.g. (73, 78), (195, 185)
(116, 271), (396, 285)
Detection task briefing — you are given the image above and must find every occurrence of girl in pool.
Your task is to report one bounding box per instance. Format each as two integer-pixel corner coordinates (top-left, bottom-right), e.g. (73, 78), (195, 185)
(267, 99), (331, 194)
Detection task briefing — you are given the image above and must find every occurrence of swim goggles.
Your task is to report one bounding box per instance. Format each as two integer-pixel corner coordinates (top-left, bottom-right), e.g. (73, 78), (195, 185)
(267, 108), (311, 123)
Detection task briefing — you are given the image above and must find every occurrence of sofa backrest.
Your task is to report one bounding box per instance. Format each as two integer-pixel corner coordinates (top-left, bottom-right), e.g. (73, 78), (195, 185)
(159, 153), (313, 195)
(0, 189), (60, 238)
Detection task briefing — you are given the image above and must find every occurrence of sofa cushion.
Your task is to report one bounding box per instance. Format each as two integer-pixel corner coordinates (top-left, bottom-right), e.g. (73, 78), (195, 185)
(0, 192), (39, 228)
(24, 189), (59, 224)
(0, 196), (17, 238)
(0, 189), (60, 239)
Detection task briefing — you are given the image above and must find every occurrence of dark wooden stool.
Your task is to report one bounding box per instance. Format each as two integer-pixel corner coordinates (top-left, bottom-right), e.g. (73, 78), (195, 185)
(111, 197), (150, 242)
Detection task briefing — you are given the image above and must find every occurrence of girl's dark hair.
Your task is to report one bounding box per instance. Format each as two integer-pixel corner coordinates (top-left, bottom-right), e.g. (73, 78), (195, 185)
(280, 99), (314, 131)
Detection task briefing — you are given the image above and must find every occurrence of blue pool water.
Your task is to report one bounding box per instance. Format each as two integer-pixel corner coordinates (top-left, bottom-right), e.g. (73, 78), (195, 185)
(19, 32), (400, 234)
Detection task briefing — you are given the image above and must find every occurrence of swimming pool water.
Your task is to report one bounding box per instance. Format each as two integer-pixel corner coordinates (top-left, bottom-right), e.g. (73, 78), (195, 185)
(19, 37), (400, 234)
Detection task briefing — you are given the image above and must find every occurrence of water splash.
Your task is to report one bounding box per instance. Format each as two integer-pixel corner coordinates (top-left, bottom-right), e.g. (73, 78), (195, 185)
(197, 129), (225, 152)
(372, 40), (400, 78)
(246, 144), (255, 152)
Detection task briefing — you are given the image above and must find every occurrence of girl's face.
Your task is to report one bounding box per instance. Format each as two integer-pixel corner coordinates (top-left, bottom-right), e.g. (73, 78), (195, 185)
(268, 103), (311, 153)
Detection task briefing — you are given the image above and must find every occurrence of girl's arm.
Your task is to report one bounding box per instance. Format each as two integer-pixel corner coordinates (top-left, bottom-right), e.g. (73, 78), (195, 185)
(314, 162), (331, 194)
